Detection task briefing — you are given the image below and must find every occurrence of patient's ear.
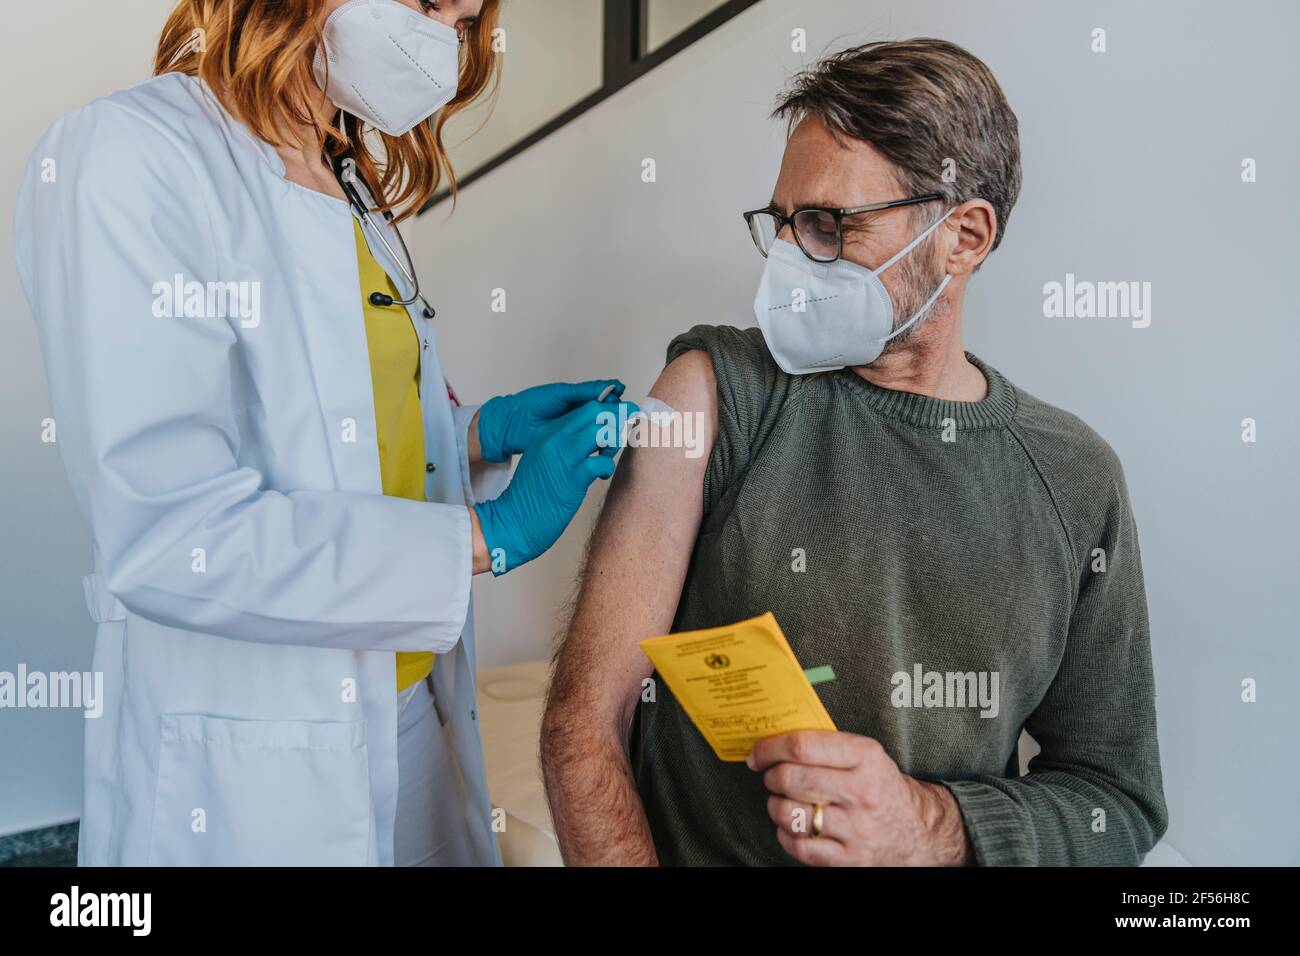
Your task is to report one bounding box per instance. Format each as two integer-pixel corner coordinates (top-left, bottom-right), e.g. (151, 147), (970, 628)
(943, 199), (996, 276)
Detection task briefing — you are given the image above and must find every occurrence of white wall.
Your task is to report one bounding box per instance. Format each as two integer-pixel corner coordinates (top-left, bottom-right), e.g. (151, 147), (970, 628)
(442, 0), (604, 179)
(407, 0), (1300, 866)
(1, 0), (176, 838)
(644, 0), (732, 51)
(3, 0), (1296, 865)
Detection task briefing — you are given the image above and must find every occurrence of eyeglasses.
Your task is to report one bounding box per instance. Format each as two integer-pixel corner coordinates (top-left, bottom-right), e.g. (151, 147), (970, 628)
(743, 193), (944, 264)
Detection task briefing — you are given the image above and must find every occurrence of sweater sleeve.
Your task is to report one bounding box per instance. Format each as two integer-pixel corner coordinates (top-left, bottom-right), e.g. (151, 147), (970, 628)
(943, 435), (1168, 866)
(666, 324), (791, 515)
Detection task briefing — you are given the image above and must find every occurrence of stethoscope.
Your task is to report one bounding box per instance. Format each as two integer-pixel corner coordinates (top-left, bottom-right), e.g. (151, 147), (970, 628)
(328, 151), (436, 320)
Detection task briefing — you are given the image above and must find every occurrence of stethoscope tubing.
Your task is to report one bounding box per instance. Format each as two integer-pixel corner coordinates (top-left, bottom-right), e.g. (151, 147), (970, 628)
(332, 152), (436, 319)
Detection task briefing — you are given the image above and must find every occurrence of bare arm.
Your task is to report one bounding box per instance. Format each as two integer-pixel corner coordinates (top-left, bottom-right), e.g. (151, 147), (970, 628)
(540, 350), (717, 866)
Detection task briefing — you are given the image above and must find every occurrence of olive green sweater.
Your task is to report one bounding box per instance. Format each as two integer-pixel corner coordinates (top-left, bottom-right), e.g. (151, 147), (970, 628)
(629, 325), (1167, 866)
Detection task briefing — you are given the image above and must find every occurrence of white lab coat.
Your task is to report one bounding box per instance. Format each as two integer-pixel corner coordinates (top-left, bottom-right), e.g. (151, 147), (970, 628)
(12, 72), (511, 866)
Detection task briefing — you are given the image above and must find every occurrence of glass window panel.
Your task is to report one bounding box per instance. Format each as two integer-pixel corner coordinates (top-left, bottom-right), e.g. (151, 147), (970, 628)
(642, 0), (730, 54)
(442, 0), (604, 184)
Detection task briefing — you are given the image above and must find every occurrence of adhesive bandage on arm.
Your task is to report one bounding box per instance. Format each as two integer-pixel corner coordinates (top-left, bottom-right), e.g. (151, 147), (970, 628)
(635, 396), (677, 423)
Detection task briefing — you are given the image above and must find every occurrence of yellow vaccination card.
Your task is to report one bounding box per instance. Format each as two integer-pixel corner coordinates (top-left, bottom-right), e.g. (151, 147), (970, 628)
(639, 612), (836, 762)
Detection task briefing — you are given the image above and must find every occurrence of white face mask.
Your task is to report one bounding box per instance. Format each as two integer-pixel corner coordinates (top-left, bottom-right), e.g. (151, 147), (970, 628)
(313, 0), (461, 137)
(753, 208), (955, 374)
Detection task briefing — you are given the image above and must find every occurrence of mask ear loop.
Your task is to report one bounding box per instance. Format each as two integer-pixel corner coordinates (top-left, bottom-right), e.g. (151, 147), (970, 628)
(882, 274), (952, 343)
(166, 28), (206, 69)
(874, 207), (957, 343)
(873, 206), (956, 276)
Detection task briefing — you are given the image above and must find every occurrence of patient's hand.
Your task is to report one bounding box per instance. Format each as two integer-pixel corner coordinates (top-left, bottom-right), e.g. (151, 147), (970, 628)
(748, 730), (972, 866)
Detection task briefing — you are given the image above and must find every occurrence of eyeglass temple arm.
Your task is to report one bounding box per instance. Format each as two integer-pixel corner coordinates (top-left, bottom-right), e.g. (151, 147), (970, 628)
(838, 192), (945, 216)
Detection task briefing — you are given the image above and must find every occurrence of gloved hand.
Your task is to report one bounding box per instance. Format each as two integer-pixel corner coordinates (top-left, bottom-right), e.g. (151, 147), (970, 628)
(476, 379), (626, 464)
(474, 397), (638, 575)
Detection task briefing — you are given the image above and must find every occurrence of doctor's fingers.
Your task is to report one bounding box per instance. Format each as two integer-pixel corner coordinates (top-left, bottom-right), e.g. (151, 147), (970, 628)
(553, 399), (640, 455)
(580, 453), (618, 482)
(528, 402), (632, 475)
(553, 378), (626, 408)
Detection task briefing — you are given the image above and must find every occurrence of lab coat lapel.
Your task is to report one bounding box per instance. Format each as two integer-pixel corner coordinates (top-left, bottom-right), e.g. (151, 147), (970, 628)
(293, 200), (385, 495)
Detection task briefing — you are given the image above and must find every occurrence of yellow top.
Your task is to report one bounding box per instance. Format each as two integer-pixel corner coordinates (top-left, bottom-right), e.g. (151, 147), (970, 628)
(353, 218), (435, 691)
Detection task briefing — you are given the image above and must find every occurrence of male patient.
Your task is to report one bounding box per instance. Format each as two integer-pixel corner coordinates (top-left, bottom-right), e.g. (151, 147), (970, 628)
(541, 39), (1167, 866)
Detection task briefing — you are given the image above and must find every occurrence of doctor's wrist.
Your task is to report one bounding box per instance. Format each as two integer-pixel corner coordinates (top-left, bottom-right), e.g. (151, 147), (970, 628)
(468, 506), (492, 575)
(475, 395), (513, 464)
(467, 409), (484, 466)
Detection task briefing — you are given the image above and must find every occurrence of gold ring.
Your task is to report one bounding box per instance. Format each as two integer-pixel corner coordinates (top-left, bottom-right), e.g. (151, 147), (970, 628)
(811, 802), (824, 838)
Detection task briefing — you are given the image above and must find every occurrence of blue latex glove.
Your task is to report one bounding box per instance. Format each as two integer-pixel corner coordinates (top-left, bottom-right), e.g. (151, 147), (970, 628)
(475, 398), (639, 575)
(477, 379), (626, 464)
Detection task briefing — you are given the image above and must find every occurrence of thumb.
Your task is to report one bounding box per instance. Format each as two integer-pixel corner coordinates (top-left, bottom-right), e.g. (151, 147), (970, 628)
(581, 453), (618, 482)
(555, 379), (625, 406)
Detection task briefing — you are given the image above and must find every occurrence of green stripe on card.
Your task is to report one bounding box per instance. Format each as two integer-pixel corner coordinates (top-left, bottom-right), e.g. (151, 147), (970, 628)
(804, 665), (836, 685)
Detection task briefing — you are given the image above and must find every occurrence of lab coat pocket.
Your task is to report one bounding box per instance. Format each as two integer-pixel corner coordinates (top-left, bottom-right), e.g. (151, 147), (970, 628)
(148, 714), (371, 866)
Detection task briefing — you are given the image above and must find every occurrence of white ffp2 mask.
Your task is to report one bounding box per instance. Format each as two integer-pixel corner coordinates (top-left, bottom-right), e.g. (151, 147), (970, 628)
(313, 0), (461, 137)
(753, 208), (954, 374)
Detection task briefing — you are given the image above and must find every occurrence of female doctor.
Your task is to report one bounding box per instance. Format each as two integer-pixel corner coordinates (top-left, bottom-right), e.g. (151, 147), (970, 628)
(13, 0), (635, 866)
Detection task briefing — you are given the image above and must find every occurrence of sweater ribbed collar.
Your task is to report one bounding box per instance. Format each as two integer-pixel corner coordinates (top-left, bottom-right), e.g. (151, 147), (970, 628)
(834, 352), (1018, 430)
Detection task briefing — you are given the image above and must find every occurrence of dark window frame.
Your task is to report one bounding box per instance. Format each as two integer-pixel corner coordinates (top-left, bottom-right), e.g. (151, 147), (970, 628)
(422, 0), (764, 212)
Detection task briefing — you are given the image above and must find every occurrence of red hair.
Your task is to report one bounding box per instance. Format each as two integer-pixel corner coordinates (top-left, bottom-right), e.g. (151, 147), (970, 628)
(155, 0), (503, 220)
